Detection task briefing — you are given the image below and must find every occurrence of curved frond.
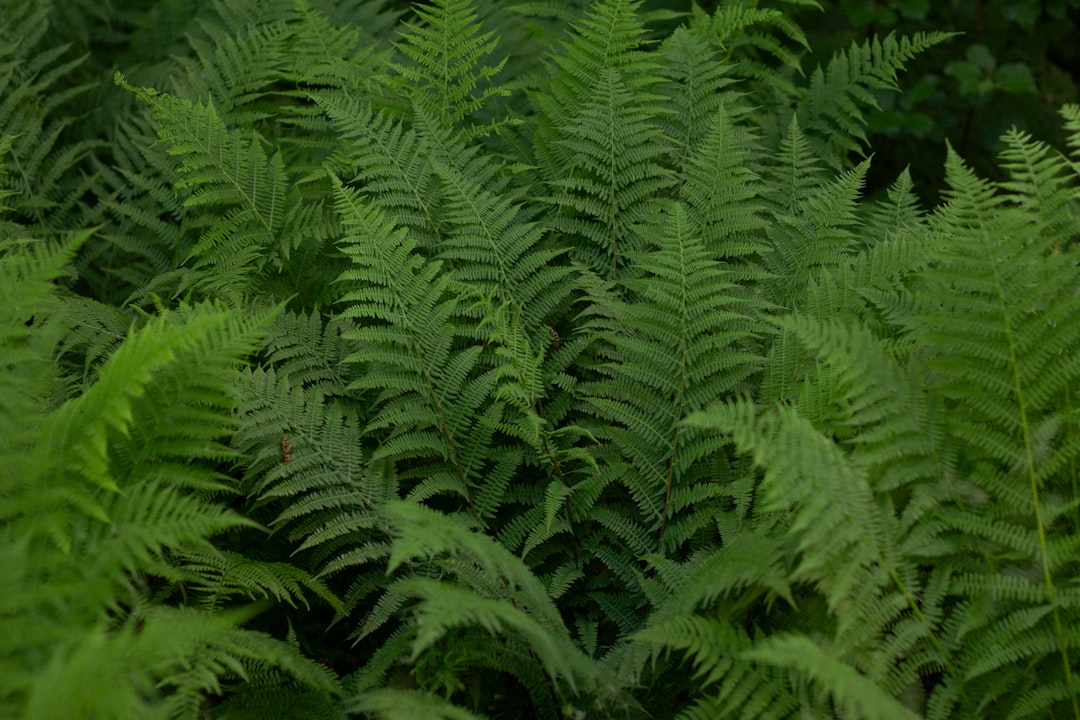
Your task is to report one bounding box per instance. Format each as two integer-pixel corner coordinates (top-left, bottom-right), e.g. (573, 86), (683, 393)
(799, 32), (954, 168)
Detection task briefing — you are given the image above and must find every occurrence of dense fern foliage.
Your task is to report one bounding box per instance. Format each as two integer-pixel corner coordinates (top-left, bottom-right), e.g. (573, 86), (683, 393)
(2, 0), (1079, 717)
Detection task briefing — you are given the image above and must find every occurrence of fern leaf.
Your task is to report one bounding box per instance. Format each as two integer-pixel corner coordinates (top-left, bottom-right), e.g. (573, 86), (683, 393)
(743, 634), (920, 720)
(679, 101), (770, 264)
(799, 31), (954, 168)
(759, 118), (869, 311)
(392, 0), (511, 141)
(909, 140), (1080, 716)
(546, 65), (674, 279)
(381, 501), (612, 698)
(696, 1), (808, 98)
(349, 688), (487, 720)
(316, 93), (442, 250)
(658, 25), (741, 169)
(0, 4), (99, 233)
(117, 73), (294, 298)
(583, 202), (760, 551)
(177, 17), (291, 126)
(333, 176), (512, 521)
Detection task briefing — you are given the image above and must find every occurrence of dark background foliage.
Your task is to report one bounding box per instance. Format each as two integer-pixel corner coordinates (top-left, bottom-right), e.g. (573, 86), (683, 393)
(772, 0), (1080, 203)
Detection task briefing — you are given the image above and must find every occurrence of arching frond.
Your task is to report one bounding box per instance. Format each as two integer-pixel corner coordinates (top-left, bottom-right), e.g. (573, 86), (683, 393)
(316, 93), (442, 250)
(118, 74), (291, 299)
(799, 32), (954, 168)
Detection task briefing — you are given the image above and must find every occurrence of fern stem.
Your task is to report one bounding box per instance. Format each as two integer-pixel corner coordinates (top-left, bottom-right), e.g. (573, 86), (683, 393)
(656, 352), (687, 550)
(655, 426), (678, 549)
(1066, 380), (1080, 532)
(538, 419), (581, 567)
(993, 259), (1080, 719)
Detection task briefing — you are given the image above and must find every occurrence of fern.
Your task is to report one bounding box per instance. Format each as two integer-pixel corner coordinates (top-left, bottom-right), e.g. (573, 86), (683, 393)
(530, 0), (675, 278)
(14, 2), (1077, 718)
(799, 31), (954, 168)
(77, 110), (194, 306)
(317, 93), (443, 250)
(657, 24), (742, 170)
(333, 176), (510, 522)
(678, 100), (770, 267)
(0, 2), (101, 233)
(582, 202), (761, 557)
(744, 634), (921, 720)
(693, 0), (809, 97)
(426, 134), (579, 337)
(905, 130), (1080, 719)
(375, 500), (627, 715)
(1, 235), (336, 718)
(391, 0), (512, 141)
(176, 17), (293, 127)
(117, 75), (291, 299)
(548, 65), (675, 278)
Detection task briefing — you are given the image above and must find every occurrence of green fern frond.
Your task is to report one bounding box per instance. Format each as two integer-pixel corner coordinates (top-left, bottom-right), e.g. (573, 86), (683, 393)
(531, 0), (667, 184)
(658, 25), (742, 169)
(861, 167), (928, 245)
(0, 231), (89, 495)
(997, 125), (1080, 245)
(40, 300), (273, 582)
(908, 139), (1080, 718)
(52, 293), (128, 386)
(179, 548), (344, 613)
(44, 300), (260, 496)
(232, 367), (389, 592)
(78, 112), (193, 305)
(431, 155), (578, 335)
(177, 18), (292, 127)
(1063, 103), (1080, 167)
(392, 0), (512, 141)
(695, 0), (808, 97)
(799, 31), (953, 168)
(547, 65), (675, 278)
(643, 535), (795, 624)
(0, 134), (14, 219)
(288, 0), (398, 95)
(149, 605), (340, 720)
(760, 114), (823, 218)
(761, 171), (931, 411)
(118, 73), (294, 298)
(914, 141), (1080, 478)
(684, 394), (952, 697)
(316, 93), (442, 250)
(380, 501), (614, 700)
(759, 119), (869, 310)
(633, 615), (800, 720)
(685, 399), (879, 599)
(333, 176), (511, 521)
(776, 313), (943, 490)
(582, 202), (761, 551)
(259, 310), (356, 397)
(679, 101), (770, 265)
(743, 634), (920, 720)
(0, 3), (100, 232)
(349, 688), (488, 720)
(0, 238), (338, 717)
